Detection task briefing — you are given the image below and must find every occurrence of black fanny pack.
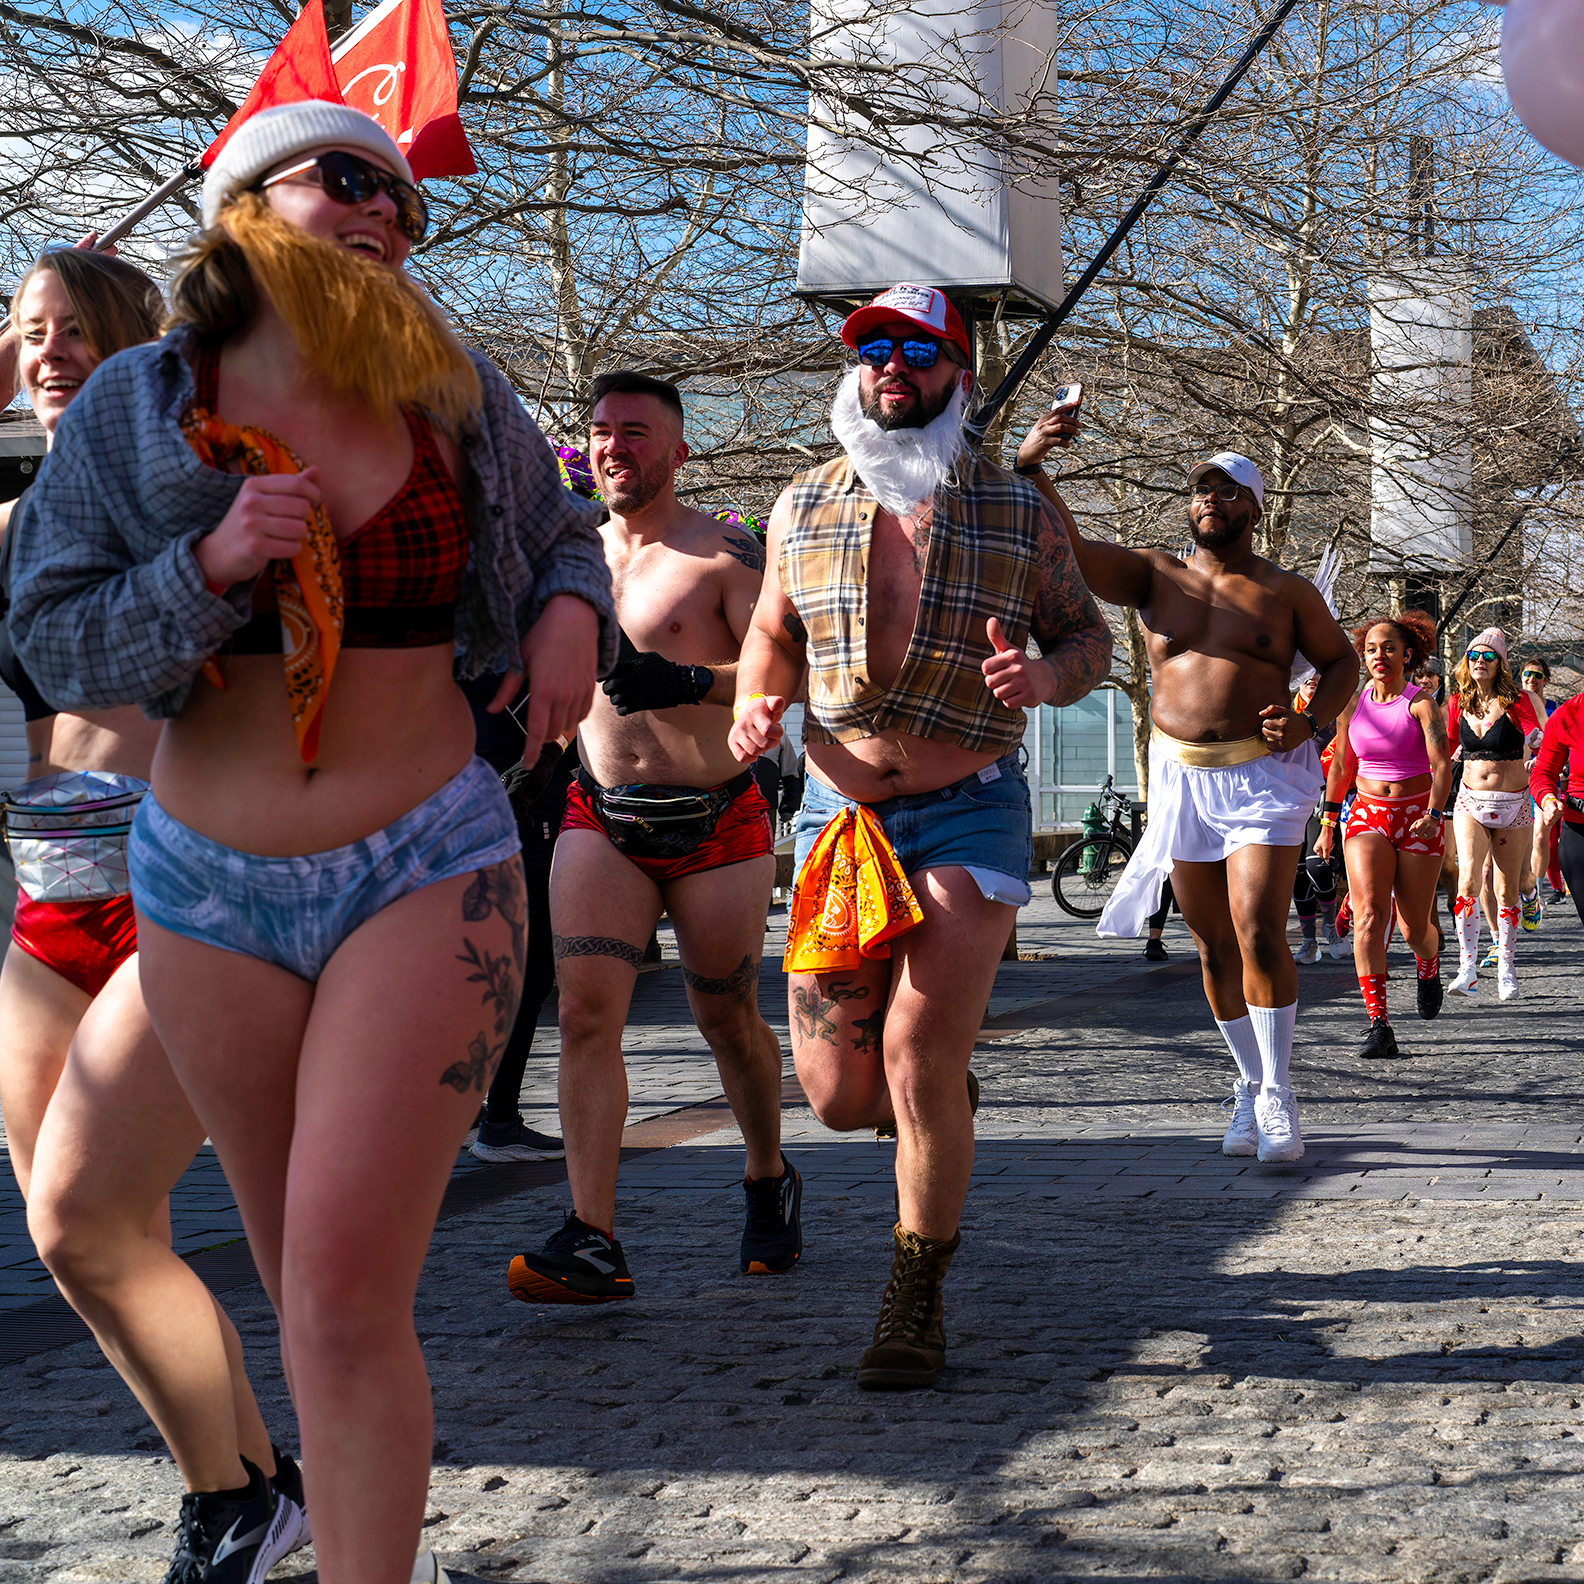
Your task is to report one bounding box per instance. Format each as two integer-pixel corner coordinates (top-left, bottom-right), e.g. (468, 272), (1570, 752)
(1566, 792), (1584, 819)
(580, 768), (752, 860)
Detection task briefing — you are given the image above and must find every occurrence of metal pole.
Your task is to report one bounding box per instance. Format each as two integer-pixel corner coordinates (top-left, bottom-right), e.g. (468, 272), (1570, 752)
(94, 159), (204, 250)
(968, 0), (1306, 436)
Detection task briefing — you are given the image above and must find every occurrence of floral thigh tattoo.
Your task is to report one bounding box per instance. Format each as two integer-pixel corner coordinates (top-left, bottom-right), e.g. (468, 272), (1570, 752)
(439, 859), (527, 1094)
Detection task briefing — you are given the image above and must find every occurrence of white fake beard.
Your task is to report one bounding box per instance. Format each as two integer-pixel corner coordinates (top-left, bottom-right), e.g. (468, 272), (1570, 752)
(829, 366), (970, 516)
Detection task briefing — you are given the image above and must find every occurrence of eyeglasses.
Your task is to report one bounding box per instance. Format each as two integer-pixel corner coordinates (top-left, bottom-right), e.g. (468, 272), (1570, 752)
(1190, 481), (1244, 502)
(856, 336), (957, 370)
(1466, 649), (1500, 664)
(258, 151), (429, 244)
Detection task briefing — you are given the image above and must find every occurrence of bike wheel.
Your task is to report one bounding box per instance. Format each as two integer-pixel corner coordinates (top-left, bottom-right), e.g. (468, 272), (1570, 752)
(1052, 837), (1132, 920)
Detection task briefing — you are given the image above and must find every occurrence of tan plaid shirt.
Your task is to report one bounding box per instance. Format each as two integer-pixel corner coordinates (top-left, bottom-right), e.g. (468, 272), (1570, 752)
(780, 454), (1045, 754)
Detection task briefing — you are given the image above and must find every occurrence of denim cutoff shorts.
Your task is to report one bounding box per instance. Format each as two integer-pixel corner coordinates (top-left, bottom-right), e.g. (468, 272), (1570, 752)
(128, 755), (521, 981)
(794, 752), (1033, 899)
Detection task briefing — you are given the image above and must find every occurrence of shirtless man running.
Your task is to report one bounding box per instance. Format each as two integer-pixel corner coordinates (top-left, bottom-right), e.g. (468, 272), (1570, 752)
(730, 285), (1111, 1388)
(507, 371), (796, 1304)
(1017, 419), (1359, 1164)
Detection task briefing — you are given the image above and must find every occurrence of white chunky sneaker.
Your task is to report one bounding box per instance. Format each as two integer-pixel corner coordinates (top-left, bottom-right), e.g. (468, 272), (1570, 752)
(1255, 1084), (1305, 1163)
(1449, 960), (1478, 997)
(1294, 937), (1320, 965)
(1221, 1079), (1260, 1157)
(1497, 958), (1520, 1002)
(413, 1543), (451, 1584)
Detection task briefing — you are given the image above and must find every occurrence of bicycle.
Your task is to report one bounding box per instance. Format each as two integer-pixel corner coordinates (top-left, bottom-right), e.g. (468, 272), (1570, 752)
(1051, 774), (1136, 919)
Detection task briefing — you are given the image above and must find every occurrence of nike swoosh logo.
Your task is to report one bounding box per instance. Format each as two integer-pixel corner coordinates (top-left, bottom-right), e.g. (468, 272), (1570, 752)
(574, 1248), (615, 1275)
(212, 1514), (270, 1565)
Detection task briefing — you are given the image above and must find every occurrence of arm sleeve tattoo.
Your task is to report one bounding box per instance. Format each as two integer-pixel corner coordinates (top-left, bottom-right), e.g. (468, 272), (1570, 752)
(1030, 513), (1112, 705)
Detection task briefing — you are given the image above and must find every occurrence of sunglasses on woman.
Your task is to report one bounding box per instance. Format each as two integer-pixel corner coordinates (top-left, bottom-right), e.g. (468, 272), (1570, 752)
(1467, 649), (1500, 664)
(856, 335), (957, 370)
(1190, 481), (1244, 502)
(259, 150), (429, 244)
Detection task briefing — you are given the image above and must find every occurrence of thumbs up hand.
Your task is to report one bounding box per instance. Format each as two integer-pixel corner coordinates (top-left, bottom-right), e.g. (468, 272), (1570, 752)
(981, 617), (1056, 710)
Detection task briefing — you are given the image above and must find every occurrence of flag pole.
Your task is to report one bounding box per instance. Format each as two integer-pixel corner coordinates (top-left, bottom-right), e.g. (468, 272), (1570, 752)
(94, 159), (205, 250)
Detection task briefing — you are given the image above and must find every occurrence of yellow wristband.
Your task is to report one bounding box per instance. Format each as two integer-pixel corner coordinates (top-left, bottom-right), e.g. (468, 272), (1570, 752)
(733, 692), (766, 722)
(1319, 816), (1338, 828)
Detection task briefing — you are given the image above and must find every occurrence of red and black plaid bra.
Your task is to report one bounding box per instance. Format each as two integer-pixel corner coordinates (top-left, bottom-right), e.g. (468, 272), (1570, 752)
(193, 345), (470, 651)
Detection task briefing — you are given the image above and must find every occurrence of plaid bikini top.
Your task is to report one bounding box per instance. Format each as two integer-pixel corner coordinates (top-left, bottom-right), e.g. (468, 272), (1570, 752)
(194, 346), (469, 651)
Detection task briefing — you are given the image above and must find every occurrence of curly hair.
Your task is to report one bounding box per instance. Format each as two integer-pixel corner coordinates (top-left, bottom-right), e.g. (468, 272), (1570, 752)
(1351, 610), (1436, 675)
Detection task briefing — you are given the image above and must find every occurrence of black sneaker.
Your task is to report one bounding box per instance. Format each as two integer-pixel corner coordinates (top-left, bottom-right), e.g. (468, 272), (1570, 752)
(161, 1457), (287, 1584)
(471, 1114), (566, 1162)
(741, 1153), (803, 1274)
(1416, 964), (1444, 1022)
(507, 1212), (634, 1304)
(267, 1444), (311, 1557)
(1144, 938), (1168, 962)
(1358, 1018), (1400, 1060)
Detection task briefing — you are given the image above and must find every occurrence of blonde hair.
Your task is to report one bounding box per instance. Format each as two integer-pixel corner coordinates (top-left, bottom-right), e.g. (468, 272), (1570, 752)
(1452, 650), (1519, 715)
(9, 248), (164, 361)
(166, 192), (480, 429)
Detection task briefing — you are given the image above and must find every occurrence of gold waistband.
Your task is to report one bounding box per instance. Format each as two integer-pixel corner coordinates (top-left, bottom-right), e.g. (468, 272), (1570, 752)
(1152, 726), (1270, 770)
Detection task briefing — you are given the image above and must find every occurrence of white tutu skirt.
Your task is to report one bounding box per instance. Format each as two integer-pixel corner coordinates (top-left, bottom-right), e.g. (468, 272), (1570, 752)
(1098, 739), (1323, 938)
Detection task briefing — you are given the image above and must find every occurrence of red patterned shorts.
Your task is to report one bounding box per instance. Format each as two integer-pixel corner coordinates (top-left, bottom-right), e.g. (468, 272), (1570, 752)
(1343, 791), (1444, 856)
(561, 776), (772, 882)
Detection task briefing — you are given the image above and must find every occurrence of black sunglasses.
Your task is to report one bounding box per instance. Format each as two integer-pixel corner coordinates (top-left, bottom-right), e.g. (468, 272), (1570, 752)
(856, 335), (957, 370)
(259, 150), (429, 243)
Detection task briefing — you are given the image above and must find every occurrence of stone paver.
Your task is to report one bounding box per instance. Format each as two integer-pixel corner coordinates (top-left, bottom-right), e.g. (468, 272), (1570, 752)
(1, 889), (1582, 1580)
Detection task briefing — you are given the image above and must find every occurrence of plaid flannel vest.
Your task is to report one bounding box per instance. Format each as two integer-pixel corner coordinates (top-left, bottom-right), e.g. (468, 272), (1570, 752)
(781, 454), (1044, 754)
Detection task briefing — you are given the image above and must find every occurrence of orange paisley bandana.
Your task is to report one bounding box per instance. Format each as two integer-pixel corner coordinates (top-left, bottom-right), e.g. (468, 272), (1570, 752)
(783, 804), (924, 974)
(183, 412), (344, 764)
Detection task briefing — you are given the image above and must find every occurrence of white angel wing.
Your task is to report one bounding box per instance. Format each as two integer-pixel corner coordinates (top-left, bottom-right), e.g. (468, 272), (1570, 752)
(1289, 544), (1342, 689)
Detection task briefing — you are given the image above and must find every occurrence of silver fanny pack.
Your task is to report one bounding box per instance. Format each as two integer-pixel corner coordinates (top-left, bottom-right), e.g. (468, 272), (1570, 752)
(3, 770), (148, 903)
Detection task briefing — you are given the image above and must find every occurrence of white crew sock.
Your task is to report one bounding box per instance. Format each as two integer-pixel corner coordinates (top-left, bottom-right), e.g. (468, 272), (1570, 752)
(1215, 1014), (1263, 1088)
(1248, 1001), (1298, 1092)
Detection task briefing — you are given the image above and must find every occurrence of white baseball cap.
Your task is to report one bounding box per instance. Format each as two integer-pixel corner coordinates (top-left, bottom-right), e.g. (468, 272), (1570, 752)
(202, 101), (414, 229)
(1187, 451), (1264, 510)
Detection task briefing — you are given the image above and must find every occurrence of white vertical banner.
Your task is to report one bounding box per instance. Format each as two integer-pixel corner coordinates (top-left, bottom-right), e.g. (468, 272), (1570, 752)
(1369, 270), (1474, 573)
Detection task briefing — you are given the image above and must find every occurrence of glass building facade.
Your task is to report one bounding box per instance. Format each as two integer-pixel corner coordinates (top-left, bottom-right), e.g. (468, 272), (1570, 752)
(1027, 690), (1142, 829)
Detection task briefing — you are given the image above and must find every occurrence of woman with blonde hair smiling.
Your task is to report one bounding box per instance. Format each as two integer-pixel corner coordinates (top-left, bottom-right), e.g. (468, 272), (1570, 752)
(8, 101), (616, 1584)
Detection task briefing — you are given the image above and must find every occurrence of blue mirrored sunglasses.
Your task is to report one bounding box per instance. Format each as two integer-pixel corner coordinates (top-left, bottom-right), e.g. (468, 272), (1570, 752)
(1466, 649), (1500, 664)
(856, 336), (952, 370)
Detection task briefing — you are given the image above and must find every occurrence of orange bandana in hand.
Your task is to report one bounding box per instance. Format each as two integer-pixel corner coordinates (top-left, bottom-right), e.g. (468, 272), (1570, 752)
(784, 804), (924, 974)
(184, 413), (344, 764)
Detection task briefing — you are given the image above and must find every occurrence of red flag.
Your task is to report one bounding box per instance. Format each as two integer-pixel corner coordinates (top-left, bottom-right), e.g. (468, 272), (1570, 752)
(203, 2), (343, 168)
(331, 0), (476, 179)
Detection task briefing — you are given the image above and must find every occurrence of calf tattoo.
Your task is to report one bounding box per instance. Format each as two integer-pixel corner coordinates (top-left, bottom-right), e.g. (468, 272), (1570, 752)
(553, 934), (644, 969)
(440, 859), (526, 1094)
(683, 954), (757, 1002)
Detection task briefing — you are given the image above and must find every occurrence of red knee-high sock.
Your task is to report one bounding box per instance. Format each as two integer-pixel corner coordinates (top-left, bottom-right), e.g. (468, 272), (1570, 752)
(1359, 972), (1389, 1022)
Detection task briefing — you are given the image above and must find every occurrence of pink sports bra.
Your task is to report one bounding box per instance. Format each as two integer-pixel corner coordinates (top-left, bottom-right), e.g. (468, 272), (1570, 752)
(1350, 685), (1431, 782)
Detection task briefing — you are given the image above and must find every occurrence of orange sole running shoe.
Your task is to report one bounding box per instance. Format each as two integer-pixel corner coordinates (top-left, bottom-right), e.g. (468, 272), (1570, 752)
(507, 1212), (634, 1304)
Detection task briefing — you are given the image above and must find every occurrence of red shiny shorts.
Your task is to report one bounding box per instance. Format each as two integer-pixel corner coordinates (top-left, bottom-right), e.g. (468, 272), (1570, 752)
(1344, 791), (1444, 857)
(10, 889), (138, 997)
(562, 777), (773, 882)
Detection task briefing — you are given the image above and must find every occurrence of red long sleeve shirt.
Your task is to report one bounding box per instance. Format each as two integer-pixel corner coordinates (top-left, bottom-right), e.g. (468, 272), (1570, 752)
(1530, 692), (1584, 811)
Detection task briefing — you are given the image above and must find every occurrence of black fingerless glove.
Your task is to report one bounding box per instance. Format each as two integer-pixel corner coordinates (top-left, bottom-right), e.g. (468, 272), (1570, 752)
(601, 650), (713, 715)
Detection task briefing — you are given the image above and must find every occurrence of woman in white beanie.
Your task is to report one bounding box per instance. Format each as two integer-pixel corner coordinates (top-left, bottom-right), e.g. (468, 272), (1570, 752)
(9, 101), (618, 1584)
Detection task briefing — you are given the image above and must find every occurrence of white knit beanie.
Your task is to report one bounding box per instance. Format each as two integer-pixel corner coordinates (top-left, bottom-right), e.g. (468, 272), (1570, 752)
(202, 101), (414, 228)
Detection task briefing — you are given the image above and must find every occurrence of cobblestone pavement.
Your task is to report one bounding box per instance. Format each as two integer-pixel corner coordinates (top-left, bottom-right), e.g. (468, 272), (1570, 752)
(2, 897), (1582, 1582)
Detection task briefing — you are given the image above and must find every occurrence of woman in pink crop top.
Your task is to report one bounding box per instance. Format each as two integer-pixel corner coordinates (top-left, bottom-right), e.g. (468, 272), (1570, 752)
(1316, 611), (1451, 1059)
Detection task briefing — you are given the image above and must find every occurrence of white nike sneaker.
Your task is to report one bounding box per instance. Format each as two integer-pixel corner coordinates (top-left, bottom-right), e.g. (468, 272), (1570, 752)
(1220, 1079), (1259, 1157)
(413, 1543), (451, 1584)
(1497, 959), (1520, 1002)
(1255, 1084), (1305, 1163)
(1449, 960), (1478, 997)
(1294, 937), (1320, 965)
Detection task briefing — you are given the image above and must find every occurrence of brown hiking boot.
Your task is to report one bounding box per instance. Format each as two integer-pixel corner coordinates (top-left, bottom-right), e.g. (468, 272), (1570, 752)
(856, 1223), (961, 1390)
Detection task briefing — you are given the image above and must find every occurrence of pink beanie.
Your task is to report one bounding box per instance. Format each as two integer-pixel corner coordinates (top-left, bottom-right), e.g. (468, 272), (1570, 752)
(1467, 627), (1508, 662)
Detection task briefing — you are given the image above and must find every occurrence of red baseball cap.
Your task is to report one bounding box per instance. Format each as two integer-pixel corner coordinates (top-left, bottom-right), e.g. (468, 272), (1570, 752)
(840, 284), (971, 364)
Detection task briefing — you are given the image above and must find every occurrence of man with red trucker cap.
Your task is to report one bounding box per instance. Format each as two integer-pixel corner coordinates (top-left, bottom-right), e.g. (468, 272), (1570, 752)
(730, 283), (1110, 1389)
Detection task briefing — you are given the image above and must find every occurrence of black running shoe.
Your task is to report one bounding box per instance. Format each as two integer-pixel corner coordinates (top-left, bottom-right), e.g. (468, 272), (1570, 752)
(507, 1212), (634, 1304)
(741, 1153), (803, 1274)
(1144, 938), (1168, 962)
(1358, 1018), (1400, 1060)
(267, 1444), (311, 1557)
(471, 1114), (566, 1162)
(161, 1458), (286, 1584)
(1416, 965), (1444, 1022)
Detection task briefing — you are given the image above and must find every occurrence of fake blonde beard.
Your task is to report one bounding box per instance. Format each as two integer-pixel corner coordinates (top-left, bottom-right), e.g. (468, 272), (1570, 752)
(829, 365), (970, 516)
(221, 193), (480, 429)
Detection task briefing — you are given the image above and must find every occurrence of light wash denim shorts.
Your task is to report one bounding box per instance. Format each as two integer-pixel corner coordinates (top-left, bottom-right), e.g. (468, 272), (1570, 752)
(794, 752), (1033, 903)
(128, 755), (521, 982)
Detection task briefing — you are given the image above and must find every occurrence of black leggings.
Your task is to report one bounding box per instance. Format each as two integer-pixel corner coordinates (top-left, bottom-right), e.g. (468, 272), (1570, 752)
(1559, 820), (1584, 927)
(483, 860), (556, 1124)
(1293, 853), (1338, 914)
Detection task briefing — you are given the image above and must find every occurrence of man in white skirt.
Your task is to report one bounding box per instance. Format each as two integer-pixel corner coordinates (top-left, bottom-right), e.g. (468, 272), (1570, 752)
(1013, 426), (1359, 1163)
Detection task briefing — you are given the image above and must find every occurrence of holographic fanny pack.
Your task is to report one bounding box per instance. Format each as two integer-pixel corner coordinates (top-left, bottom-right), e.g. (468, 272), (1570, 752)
(3, 770), (148, 902)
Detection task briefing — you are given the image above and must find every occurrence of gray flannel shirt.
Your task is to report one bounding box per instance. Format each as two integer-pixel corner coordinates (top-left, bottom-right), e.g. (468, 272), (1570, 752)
(7, 325), (616, 718)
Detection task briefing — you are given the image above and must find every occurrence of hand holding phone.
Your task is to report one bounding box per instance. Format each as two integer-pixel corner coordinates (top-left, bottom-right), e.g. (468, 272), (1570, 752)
(1051, 382), (1084, 414)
